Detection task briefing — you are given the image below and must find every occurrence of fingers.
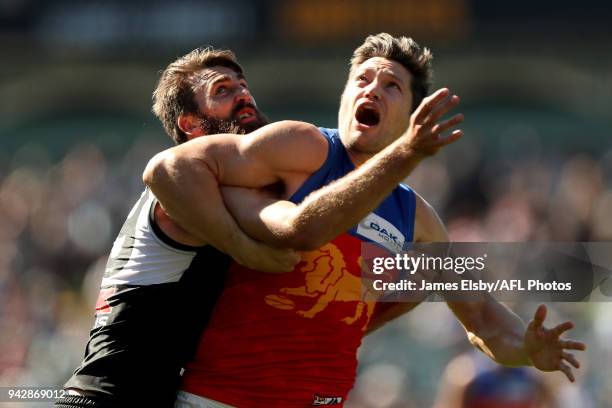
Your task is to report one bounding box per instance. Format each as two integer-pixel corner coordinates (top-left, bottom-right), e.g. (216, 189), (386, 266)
(413, 88), (450, 122)
(551, 321), (574, 337)
(560, 339), (587, 351)
(563, 351), (580, 369)
(427, 95), (461, 125)
(286, 249), (301, 263)
(435, 130), (463, 148)
(431, 113), (464, 136)
(408, 87), (463, 155)
(530, 304), (547, 330)
(262, 249), (301, 273)
(559, 361), (575, 382)
(281, 250), (301, 272)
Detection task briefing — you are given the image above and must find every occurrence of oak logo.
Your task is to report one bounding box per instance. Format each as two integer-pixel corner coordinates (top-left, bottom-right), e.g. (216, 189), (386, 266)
(357, 213), (404, 253)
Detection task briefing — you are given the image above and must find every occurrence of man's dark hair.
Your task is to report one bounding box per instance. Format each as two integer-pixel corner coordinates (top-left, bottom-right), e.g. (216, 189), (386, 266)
(351, 33), (433, 112)
(152, 47), (244, 144)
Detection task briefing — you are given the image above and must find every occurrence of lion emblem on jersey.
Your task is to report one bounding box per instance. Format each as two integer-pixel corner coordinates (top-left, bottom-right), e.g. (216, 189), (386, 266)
(264, 243), (377, 329)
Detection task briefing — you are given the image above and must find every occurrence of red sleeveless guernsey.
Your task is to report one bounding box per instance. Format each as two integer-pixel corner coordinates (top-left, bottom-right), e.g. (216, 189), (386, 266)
(181, 128), (416, 407)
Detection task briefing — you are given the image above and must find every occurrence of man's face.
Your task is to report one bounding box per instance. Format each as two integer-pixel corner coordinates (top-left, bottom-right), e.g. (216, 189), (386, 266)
(193, 65), (268, 134)
(338, 57), (413, 160)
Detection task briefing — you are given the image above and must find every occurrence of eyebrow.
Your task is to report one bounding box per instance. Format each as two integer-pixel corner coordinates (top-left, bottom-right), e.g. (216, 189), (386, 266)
(382, 71), (406, 88)
(210, 75), (232, 87)
(210, 72), (246, 87)
(357, 68), (407, 88)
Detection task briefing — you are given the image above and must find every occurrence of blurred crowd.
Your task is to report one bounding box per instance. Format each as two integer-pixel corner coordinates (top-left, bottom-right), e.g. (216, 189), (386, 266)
(0, 130), (611, 406)
(0, 137), (163, 393)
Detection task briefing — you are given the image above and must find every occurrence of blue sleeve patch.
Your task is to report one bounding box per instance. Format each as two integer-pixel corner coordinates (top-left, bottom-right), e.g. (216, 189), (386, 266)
(398, 184), (417, 244)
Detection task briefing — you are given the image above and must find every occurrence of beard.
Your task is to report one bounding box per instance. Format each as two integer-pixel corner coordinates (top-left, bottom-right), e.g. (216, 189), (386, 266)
(199, 101), (269, 135)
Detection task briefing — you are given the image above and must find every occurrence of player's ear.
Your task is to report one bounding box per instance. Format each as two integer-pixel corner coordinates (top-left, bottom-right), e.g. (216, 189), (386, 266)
(177, 114), (205, 140)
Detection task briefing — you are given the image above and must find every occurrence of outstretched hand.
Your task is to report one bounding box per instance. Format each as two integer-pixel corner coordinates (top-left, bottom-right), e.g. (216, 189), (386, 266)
(406, 87), (464, 157)
(524, 304), (586, 382)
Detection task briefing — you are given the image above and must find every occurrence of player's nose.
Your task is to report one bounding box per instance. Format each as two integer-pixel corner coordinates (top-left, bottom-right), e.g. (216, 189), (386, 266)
(235, 86), (253, 104)
(363, 81), (381, 101)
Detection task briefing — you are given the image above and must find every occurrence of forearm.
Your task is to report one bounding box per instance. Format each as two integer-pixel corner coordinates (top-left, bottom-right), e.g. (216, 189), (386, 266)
(280, 139), (426, 249)
(221, 186), (298, 246)
(364, 301), (422, 335)
(219, 136), (426, 250)
(304, 87), (465, 246)
(142, 126), (319, 252)
(144, 151), (256, 262)
(449, 297), (531, 367)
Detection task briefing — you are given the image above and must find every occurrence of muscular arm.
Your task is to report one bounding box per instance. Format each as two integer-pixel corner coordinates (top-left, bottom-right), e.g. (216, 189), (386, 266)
(146, 120), (328, 190)
(446, 287), (585, 381)
(366, 194), (530, 366)
(145, 89), (461, 250)
(148, 170), (298, 273)
(367, 195), (585, 380)
(144, 120), (328, 252)
(220, 133), (432, 249)
(415, 200), (532, 366)
(142, 120), (325, 272)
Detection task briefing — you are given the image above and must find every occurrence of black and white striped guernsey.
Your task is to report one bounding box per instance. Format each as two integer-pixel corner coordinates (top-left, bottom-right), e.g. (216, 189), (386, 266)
(63, 188), (230, 407)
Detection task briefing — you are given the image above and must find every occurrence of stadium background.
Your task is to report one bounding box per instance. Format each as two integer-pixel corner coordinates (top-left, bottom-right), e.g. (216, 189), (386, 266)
(0, 0), (610, 406)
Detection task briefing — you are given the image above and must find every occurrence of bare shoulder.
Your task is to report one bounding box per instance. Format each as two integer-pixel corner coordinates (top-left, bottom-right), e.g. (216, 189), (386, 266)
(413, 191), (449, 243)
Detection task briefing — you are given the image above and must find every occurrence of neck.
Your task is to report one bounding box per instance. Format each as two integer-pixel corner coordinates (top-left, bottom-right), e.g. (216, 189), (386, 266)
(338, 126), (373, 168)
(345, 148), (372, 168)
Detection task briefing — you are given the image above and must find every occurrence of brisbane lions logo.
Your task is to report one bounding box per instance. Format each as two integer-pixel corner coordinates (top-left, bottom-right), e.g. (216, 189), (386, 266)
(264, 243), (377, 329)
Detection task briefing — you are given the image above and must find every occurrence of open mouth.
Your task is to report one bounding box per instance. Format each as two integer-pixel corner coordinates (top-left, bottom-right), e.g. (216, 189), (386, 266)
(235, 107), (256, 122)
(355, 105), (380, 127)
(231, 101), (258, 124)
